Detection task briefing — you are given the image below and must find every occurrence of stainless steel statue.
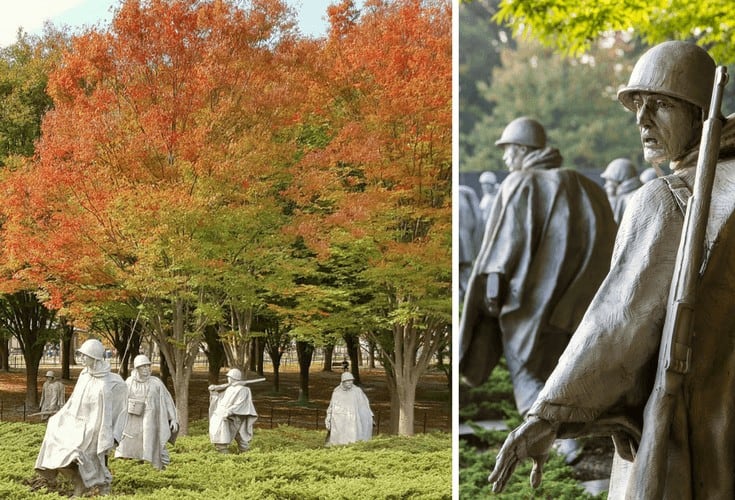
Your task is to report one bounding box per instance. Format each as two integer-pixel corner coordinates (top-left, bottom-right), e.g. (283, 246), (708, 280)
(115, 355), (179, 470)
(39, 370), (65, 421)
(639, 166), (659, 184)
(459, 116), (616, 433)
(35, 339), (127, 496)
(325, 372), (373, 446)
(458, 184), (483, 303)
(208, 368), (258, 453)
(478, 170), (500, 226)
(489, 41), (735, 500)
(601, 158), (642, 224)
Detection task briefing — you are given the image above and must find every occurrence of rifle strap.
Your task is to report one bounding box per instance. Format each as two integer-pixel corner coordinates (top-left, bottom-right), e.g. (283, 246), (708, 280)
(662, 174), (692, 216)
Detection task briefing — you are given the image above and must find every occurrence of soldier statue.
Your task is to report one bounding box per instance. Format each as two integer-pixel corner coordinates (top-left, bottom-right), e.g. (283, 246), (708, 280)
(490, 41), (735, 500)
(460, 116), (616, 463)
(601, 157), (643, 224)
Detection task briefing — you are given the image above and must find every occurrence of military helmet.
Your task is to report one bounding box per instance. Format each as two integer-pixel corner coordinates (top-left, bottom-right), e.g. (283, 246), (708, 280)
(495, 117), (546, 148)
(45, 370), (56, 378)
(618, 41), (716, 115)
(341, 371), (355, 382)
(601, 158), (637, 182)
(76, 339), (105, 360)
(133, 354), (152, 368)
(639, 167), (659, 184)
(226, 368), (243, 381)
(479, 171), (498, 185)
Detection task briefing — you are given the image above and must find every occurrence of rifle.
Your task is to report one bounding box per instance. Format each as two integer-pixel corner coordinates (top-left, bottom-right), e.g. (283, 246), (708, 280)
(631, 66), (728, 498)
(207, 377), (266, 393)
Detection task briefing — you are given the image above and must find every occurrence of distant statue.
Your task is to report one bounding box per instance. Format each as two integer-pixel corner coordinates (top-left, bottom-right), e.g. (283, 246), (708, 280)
(459, 116), (616, 464)
(490, 41), (735, 499)
(639, 166), (659, 184)
(39, 370), (65, 421)
(478, 170), (500, 225)
(325, 372), (373, 446)
(35, 339), (127, 497)
(601, 157), (643, 224)
(458, 184), (483, 303)
(208, 368), (258, 453)
(115, 355), (178, 470)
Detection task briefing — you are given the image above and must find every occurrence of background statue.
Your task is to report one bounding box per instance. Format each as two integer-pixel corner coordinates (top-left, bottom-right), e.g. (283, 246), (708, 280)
(601, 157), (643, 224)
(458, 184), (483, 303)
(490, 41), (735, 499)
(478, 170), (500, 226)
(115, 354), (178, 470)
(459, 116), (616, 463)
(639, 166), (659, 184)
(39, 370), (65, 421)
(35, 339), (127, 496)
(208, 368), (258, 453)
(325, 372), (373, 446)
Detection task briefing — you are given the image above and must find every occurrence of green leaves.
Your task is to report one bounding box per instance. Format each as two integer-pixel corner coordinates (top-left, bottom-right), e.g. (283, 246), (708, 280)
(494, 0), (735, 63)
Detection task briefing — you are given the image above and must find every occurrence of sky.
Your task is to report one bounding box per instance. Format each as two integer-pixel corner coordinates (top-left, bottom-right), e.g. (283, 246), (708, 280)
(0, 0), (339, 47)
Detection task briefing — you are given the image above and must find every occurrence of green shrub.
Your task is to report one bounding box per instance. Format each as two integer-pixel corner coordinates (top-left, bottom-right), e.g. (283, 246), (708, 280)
(0, 421), (450, 499)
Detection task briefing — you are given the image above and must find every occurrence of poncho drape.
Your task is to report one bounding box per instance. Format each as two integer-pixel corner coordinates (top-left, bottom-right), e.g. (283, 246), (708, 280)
(35, 362), (127, 488)
(530, 117), (735, 499)
(325, 385), (373, 445)
(115, 374), (177, 469)
(461, 149), (616, 415)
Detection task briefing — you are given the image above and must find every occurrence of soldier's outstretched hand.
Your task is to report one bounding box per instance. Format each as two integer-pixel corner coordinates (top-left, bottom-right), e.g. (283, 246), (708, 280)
(488, 416), (558, 493)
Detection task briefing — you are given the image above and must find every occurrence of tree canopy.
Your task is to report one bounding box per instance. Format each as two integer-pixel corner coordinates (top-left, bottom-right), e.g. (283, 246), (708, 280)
(490, 0), (735, 63)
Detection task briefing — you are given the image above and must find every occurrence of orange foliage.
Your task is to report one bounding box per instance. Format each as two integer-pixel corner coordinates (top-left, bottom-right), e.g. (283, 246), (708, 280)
(0, 0), (305, 316)
(286, 0), (451, 267)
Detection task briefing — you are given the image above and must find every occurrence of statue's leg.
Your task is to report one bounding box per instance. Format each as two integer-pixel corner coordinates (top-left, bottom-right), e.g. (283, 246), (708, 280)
(234, 417), (250, 452)
(59, 467), (86, 497)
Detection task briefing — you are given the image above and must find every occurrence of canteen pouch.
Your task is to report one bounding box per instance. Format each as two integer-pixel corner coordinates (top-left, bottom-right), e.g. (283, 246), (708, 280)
(128, 398), (146, 416)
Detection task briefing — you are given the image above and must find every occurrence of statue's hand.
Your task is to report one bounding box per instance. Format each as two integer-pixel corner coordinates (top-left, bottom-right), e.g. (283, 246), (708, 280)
(488, 416), (558, 493)
(73, 449), (85, 466)
(170, 421), (179, 433)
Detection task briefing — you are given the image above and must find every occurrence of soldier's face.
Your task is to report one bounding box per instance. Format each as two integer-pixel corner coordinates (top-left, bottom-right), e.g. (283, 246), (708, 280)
(341, 380), (354, 390)
(502, 144), (526, 171)
(604, 179), (618, 197)
(137, 364), (151, 379)
(631, 92), (702, 165)
(78, 353), (95, 367)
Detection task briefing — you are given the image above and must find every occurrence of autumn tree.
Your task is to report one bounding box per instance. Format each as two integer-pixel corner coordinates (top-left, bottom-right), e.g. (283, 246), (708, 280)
(286, 0), (452, 435)
(0, 0), (306, 435)
(0, 30), (68, 398)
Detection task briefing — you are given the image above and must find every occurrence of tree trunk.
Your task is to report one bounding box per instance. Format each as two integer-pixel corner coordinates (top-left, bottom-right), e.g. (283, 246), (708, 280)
(368, 339), (376, 369)
(267, 347), (283, 392)
(295, 341), (313, 403)
(159, 347), (171, 388)
(322, 344), (334, 372)
(255, 337), (265, 376)
(61, 328), (73, 379)
(396, 377), (418, 436)
(344, 334), (360, 384)
(24, 346), (44, 408)
(386, 372), (401, 435)
(172, 367), (192, 436)
(203, 324), (226, 384)
(0, 337), (8, 371)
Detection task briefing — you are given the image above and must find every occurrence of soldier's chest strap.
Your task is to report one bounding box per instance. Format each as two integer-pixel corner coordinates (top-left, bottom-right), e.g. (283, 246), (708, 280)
(662, 174), (692, 216)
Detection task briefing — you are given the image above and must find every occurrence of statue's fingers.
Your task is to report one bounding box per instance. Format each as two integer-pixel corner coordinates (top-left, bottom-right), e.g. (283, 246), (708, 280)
(530, 454), (548, 489)
(488, 453), (518, 493)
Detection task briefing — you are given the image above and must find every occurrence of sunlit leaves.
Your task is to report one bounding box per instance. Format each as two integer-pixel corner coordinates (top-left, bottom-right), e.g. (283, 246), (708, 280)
(494, 0), (735, 63)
